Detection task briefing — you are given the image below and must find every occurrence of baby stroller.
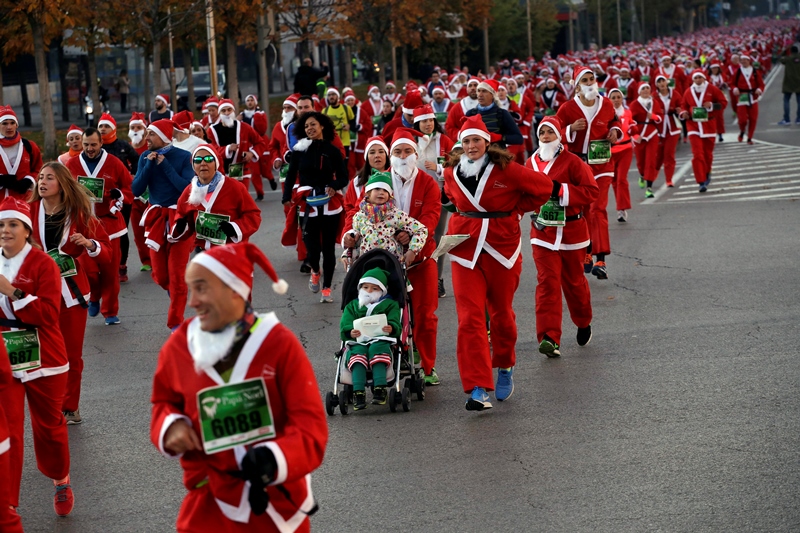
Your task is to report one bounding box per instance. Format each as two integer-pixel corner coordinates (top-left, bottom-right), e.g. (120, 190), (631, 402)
(325, 249), (425, 415)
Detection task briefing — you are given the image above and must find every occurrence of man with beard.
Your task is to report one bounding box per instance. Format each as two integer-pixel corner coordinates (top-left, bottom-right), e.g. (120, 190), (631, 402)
(342, 129), (442, 386)
(321, 87), (356, 161)
(557, 66), (621, 280)
(269, 95), (299, 175)
(731, 52), (764, 144)
(149, 93), (175, 124)
(464, 79), (523, 147)
(207, 99), (264, 196)
(238, 94), (272, 196)
(150, 242), (327, 532)
(430, 87), (453, 116)
(0, 106), (42, 200)
(445, 77), (480, 140)
(362, 85), (384, 131)
(126, 112), (152, 272)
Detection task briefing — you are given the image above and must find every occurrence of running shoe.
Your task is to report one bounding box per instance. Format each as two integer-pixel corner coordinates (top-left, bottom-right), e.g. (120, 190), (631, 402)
(308, 272), (320, 293)
(666, 180), (674, 187)
(320, 288), (333, 303)
(424, 368), (441, 386)
(592, 261), (608, 280)
(738, 132), (744, 142)
(88, 301), (100, 317)
(255, 194), (264, 201)
(583, 253), (594, 274)
(140, 264), (152, 272)
(119, 265), (128, 283)
(54, 478), (74, 517)
(638, 176), (646, 189)
(699, 182), (708, 193)
(104, 316), (120, 326)
(617, 210), (627, 222)
(372, 387), (387, 405)
(577, 325), (593, 347)
(747, 138), (754, 145)
(438, 278), (446, 298)
(778, 120), (790, 126)
(538, 337), (561, 358)
(465, 387), (492, 411)
(353, 391), (367, 411)
(64, 410), (82, 425)
(270, 179), (278, 191)
(299, 260), (311, 274)
(645, 188), (654, 199)
(495, 368), (514, 402)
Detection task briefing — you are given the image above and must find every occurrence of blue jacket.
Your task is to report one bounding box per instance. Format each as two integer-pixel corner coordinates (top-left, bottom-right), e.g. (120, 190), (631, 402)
(132, 147), (194, 206)
(465, 104), (523, 146)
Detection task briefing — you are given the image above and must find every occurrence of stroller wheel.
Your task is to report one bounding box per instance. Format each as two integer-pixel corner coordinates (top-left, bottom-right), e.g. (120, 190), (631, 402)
(401, 387), (411, 412)
(338, 390), (349, 415)
(325, 391), (337, 416)
(388, 387), (398, 412)
(416, 378), (425, 401)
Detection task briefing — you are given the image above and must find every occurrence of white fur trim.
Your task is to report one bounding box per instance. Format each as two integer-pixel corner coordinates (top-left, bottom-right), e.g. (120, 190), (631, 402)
(272, 279), (289, 294)
(358, 276), (386, 293)
(459, 128), (491, 142)
(477, 81), (496, 94)
(292, 138), (313, 152)
(147, 124), (172, 144)
(191, 253), (251, 299)
(413, 113), (436, 123)
(364, 139), (388, 155)
(98, 118), (116, 129)
(155, 94), (170, 106)
(0, 210), (31, 228)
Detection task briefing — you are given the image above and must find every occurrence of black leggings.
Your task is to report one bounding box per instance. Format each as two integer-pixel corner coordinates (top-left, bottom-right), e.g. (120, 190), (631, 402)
(119, 203), (133, 266)
(303, 213), (340, 289)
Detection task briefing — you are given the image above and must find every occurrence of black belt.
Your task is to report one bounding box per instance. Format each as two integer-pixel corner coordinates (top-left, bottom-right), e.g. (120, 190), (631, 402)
(616, 139), (632, 146)
(458, 211), (511, 219)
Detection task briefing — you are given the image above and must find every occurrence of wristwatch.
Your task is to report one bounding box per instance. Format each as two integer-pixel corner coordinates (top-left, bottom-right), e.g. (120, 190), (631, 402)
(12, 289), (25, 301)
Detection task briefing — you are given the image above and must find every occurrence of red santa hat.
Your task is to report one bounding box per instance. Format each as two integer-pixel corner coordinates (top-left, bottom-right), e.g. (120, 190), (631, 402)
(536, 115), (564, 143)
(431, 86), (446, 96)
(190, 242), (288, 298)
(0, 106), (18, 125)
(245, 94), (258, 104)
(655, 75), (668, 84)
(467, 77), (481, 86)
(413, 105), (436, 124)
(191, 143), (221, 169)
(390, 128), (423, 153)
(385, 80), (396, 89)
(367, 85), (380, 96)
(129, 112), (146, 127)
(173, 110), (194, 133)
(364, 136), (388, 156)
(458, 114), (501, 143)
(218, 99), (236, 112)
(0, 197), (32, 228)
(205, 96), (220, 108)
(283, 94), (299, 109)
(477, 79), (500, 96)
(66, 124), (83, 138)
(147, 119), (175, 144)
(191, 120), (204, 131)
(740, 52), (752, 61)
(637, 83), (651, 94)
(401, 91), (424, 115)
(571, 65), (593, 85)
(660, 51), (672, 61)
(709, 62), (722, 70)
(156, 93), (170, 106)
(690, 69), (707, 81)
(343, 90), (357, 103)
(98, 113), (117, 130)
(326, 86), (340, 98)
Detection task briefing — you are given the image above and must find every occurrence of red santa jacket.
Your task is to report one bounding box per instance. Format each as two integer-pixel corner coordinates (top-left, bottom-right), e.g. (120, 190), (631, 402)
(352, 104), (374, 156)
(598, 75), (618, 96)
(30, 200), (111, 309)
(656, 89), (683, 137)
(0, 136), (43, 200)
(174, 176), (262, 251)
(241, 109), (268, 137)
(656, 65), (688, 95)
(1, 245), (68, 383)
(633, 65), (654, 83)
(629, 96), (665, 141)
(680, 83), (727, 137)
(269, 121), (290, 168)
(730, 67), (765, 106)
(0, 340), (10, 457)
(65, 150), (133, 240)
(362, 97), (384, 123)
(207, 121), (264, 181)
(526, 149), (598, 250)
(150, 314), (328, 530)
(557, 96), (622, 179)
(442, 159), (552, 270)
(614, 77), (639, 103)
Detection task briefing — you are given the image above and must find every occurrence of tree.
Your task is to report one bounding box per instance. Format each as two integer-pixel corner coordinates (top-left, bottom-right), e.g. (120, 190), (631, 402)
(277, 0), (341, 58)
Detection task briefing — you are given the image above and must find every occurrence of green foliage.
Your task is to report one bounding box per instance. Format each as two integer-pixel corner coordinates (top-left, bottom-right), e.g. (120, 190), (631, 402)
(488, 0), (559, 61)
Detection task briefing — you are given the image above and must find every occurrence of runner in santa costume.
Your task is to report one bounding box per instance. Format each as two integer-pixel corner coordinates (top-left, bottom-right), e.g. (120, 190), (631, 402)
(0, 340), (24, 532)
(608, 88), (634, 222)
(207, 99), (264, 197)
(151, 242), (327, 533)
(237, 94), (272, 198)
(343, 136), (390, 223)
(173, 145), (262, 251)
(656, 52), (688, 95)
(127, 112), (152, 273)
(362, 85), (384, 128)
(0, 197), (75, 517)
(201, 97), (221, 129)
(708, 62), (729, 141)
(556, 65), (621, 280)
(58, 124), (84, 165)
(679, 69), (727, 193)
(381, 90), (423, 145)
(654, 75), (683, 188)
(30, 162), (111, 426)
(731, 52), (764, 144)
(65, 127), (132, 326)
(526, 116), (598, 358)
(444, 77), (480, 140)
(629, 83), (664, 199)
(344, 90), (374, 177)
(132, 119), (196, 330)
(0, 106), (42, 200)
(442, 115), (552, 410)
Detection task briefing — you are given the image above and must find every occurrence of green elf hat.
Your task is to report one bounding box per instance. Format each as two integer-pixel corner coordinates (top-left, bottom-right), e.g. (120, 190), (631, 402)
(359, 267), (389, 295)
(365, 169), (393, 195)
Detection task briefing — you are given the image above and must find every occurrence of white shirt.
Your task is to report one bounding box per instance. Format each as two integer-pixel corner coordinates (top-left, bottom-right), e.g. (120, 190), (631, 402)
(0, 243), (31, 283)
(2, 144), (18, 168)
(391, 167), (418, 213)
(577, 97), (600, 121)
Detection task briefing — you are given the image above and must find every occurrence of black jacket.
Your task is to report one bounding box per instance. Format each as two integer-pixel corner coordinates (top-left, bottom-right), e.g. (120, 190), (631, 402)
(293, 65), (329, 97)
(103, 139), (139, 174)
(282, 139), (348, 204)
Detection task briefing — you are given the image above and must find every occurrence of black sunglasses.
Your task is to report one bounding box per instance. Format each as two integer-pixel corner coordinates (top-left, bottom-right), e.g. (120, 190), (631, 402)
(193, 155), (216, 164)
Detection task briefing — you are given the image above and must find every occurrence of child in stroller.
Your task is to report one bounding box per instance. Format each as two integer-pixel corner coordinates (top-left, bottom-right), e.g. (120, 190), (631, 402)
(339, 267), (400, 410)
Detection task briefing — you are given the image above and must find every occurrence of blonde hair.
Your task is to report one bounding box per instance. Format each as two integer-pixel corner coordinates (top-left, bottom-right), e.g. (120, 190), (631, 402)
(31, 162), (97, 227)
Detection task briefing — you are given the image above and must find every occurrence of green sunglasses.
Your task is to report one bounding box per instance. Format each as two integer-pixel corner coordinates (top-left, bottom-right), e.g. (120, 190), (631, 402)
(193, 155), (216, 164)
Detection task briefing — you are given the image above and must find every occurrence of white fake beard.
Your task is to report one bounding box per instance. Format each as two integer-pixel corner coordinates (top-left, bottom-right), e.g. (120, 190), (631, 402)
(459, 153), (484, 178)
(220, 114), (235, 127)
(538, 140), (561, 162)
(244, 109), (255, 119)
(128, 130), (144, 144)
(391, 154), (417, 179)
(281, 110), (295, 126)
(188, 177), (210, 205)
(581, 83), (600, 100)
(370, 92), (381, 101)
(694, 80), (708, 92)
(189, 323), (237, 373)
(358, 287), (383, 308)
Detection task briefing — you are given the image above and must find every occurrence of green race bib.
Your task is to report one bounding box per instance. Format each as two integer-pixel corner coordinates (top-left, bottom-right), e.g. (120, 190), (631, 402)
(437, 156), (446, 166)
(139, 188), (150, 202)
(78, 176), (104, 203)
(536, 198), (566, 227)
(196, 377), (276, 454)
(587, 140), (612, 165)
(371, 115), (381, 126)
(435, 112), (448, 124)
(667, 78), (676, 88)
(228, 163), (244, 180)
(47, 249), (77, 278)
(619, 86), (628, 97)
(544, 108), (556, 116)
(640, 75), (650, 83)
(195, 212), (231, 246)
(3, 329), (41, 372)
(739, 93), (751, 103)
(279, 164), (288, 183)
(598, 87), (606, 95)
(692, 106), (708, 122)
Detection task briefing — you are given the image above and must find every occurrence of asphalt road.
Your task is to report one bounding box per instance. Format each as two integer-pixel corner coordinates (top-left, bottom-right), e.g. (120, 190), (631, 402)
(15, 68), (800, 532)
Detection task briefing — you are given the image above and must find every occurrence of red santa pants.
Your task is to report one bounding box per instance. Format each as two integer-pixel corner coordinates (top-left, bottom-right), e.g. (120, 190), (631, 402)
(150, 237), (194, 329)
(452, 253), (521, 393)
(61, 303), (88, 412)
(689, 135), (716, 184)
(84, 236), (121, 317)
(533, 245), (592, 346)
(406, 258), (439, 374)
(588, 176), (612, 256)
(176, 484), (310, 533)
(714, 107), (726, 134)
(6, 373), (70, 507)
(736, 103), (758, 139)
(242, 175), (264, 197)
(634, 137), (660, 185)
(0, 408), (24, 532)
(612, 147), (633, 211)
(657, 134), (680, 184)
(131, 199), (152, 267)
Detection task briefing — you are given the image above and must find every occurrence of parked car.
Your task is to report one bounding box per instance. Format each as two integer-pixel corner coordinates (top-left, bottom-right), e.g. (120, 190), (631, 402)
(177, 69), (227, 110)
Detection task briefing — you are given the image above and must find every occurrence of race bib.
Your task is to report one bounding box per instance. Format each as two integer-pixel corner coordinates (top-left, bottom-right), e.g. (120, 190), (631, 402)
(739, 93), (750, 103)
(279, 164), (288, 183)
(139, 187), (150, 202)
(692, 106), (708, 122)
(544, 108), (556, 116)
(3, 329), (41, 372)
(619, 86), (628, 97)
(228, 163), (244, 180)
(47, 249), (77, 278)
(667, 78), (676, 88)
(196, 377), (276, 454)
(435, 112), (448, 124)
(536, 198), (565, 227)
(78, 176), (104, 203)
(371, 115), (381, 126)
(640, 75), (650, 82)
(587, 140), (612, 165)
(195, 212), (231, 246)
(598, 87), (606, 95)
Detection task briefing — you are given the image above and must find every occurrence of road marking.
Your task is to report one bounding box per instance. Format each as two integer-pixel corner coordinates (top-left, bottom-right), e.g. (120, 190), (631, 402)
(667, 184), (800, 201)
(672, 178), (800, 195)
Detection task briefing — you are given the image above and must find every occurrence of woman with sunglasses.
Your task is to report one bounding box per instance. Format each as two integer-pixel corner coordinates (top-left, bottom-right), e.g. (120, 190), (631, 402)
(172, 145), (262, 250)
(282, 112), (348, 303)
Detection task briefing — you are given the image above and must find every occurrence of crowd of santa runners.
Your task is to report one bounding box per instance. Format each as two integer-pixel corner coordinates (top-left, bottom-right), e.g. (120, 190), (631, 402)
(0, 16), (797, 533)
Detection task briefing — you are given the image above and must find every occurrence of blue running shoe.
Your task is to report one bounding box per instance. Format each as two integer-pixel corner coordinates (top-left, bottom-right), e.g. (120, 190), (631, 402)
(495, 368), (514, 402)
(104, 316), (120, 326)
(778, 120), (791, 126)
(88, 301), (100, 317)
(465, 387), (492, 411)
